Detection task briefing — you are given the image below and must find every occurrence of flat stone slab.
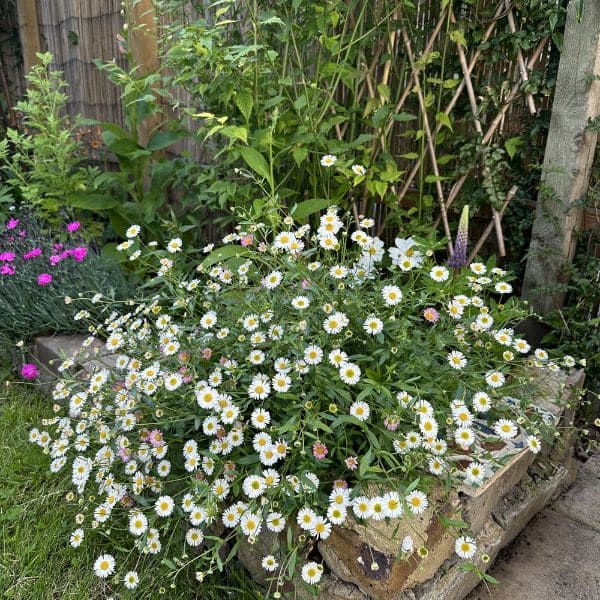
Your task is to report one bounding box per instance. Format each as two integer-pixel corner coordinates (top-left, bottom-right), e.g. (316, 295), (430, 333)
(467, 455), (600, 600)
(552, 453), (600, 530)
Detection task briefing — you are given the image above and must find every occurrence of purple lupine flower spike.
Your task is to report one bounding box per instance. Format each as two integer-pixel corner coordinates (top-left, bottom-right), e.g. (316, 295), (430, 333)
(447, 205), (469, 269)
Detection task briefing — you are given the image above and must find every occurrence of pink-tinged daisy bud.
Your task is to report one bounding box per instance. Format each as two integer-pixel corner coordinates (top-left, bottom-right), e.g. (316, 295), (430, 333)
(423, 307), (439, 323)
(37, 273), (53, 286)
(21, 363), (39, 380)
(447, 205), (469, 269)
(345, 456), (359, 470)
(240, 234), (254, 247)
(202, 347), (212, 360)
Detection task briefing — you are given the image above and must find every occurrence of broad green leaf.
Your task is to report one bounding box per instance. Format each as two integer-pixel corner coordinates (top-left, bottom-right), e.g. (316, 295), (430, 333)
(504, 136), (523, 159)
(67, 193), (119, 210)
(234, 91), (254, 122)
(400, 152), (419, 160)
(147, 130), (187, 151)
(238, 146), (271, 180)
(436, 112), (453, 131)
(221, 125), (248, 144)
(292, 198), (332, 220)
(292, 146), (309, 166)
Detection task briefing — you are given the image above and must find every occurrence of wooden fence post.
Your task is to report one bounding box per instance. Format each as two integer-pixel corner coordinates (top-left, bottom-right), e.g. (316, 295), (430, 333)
(16, 0), (42, 73)
(521, 0), (600, 318)
(128, 0), (162, 147)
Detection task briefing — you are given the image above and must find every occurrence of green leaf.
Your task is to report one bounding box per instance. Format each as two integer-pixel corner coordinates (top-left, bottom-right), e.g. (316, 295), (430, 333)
(292, 146), (309, 166)
(234, 91), (254, 122)
(292, 198), (332, 220)
(393, 112), (418, 122)
(238, 146), (271, 180)
(399, 152), (419, 160)
(147, 130), (187, 151)
(504, 136), (523, 159)
(424, 174), (449, 183)
(67, 193), (119, 210)
(435, 112), (453, 131)
(359, 450), (373, 477)
(201, 245), (251, 268)
(221, 125), (248, 144)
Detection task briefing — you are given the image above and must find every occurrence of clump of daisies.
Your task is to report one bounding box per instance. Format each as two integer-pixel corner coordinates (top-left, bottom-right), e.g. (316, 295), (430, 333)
(30, 206), (574, 595)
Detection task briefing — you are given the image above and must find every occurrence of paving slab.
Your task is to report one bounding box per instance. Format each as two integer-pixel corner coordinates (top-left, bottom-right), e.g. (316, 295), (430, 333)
(467, 455), (600, 600)
(552, 453), (600, 531)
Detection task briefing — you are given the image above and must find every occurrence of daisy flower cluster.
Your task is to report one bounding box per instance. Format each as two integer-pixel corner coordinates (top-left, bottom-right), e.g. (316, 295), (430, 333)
(30, 207), (573, 594)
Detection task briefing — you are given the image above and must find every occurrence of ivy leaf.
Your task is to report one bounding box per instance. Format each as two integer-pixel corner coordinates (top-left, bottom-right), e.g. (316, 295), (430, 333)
(238, 147), (271, 181)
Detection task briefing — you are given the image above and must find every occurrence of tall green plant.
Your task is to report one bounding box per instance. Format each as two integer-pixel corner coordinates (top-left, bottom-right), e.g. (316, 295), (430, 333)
(0, 53), (99, 225)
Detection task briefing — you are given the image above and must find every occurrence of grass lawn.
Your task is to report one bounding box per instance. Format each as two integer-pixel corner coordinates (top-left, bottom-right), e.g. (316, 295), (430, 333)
(0, 367), (262, 599)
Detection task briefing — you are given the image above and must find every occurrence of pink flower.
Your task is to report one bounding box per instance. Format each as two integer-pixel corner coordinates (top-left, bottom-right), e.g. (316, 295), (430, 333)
(67, 221), (81, 232)
(0, 252), (15, 262)
(148, 429), (165, 447)
(23, 248), (42, 260)
(240, 234), (254, 247)
(1, 264), (15, 275)
(37, 273), (53, 286)
(21, 363), (39, 380)
(7, 218), (19, 230)
(118, 446), (131, 462)
(202, 347), (212, 360)
(312, 441), (328, 460)
(384, 416), (399, 431)
(53, 243), (64, 251)
(423, 307), (439, 323)
(345, 456), (359, 471)
(72, 246), (88, 262)
(301, 279), (310, 289)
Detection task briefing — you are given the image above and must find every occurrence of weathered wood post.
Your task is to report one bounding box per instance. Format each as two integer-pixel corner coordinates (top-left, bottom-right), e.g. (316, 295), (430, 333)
(128, 0), (162, 148)
(522, 0), (600, 320)
(15, 0), (42, 73)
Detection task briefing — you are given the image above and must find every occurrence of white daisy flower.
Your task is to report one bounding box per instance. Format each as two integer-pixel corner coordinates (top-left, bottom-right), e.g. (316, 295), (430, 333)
(381, 285), (402, 305)
(406, 490), (428, 514)
(266, 512), (286, 533)
(304, 345), (324, 365)
(301, 561), (323, 584)
(320, 154), (337, 167)
(126, 224), (141, 238)
(447, 350), (467, 369)
(124, 570), (140, 589)
(129, 512), (148, 536)
(340, 363), (361, 385)
(526, 435), (541, 454)
(349, 400), (370, 421)
(363, 315), (384, 335)
(93, 554), (115, 578)
(485, 370), (505, 388)
(494, 418), (518, 440)
(166, 237), (182, 253)
(70, 528), (84, 548)
(262, 555), (279, 572)
(472, 391), (492, 413)
(155, 495), (174, 517)
(455, 536), (477, 559)
(186, 528), (204, 547)
(430, 265), (449, 282)
(352, 164), (366, 176)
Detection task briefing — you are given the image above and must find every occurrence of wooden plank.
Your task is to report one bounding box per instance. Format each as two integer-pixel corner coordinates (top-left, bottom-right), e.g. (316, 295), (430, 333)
(522, 0), (600, 316)
(129, 0), (162, 147)
(16, 0), (42, 73)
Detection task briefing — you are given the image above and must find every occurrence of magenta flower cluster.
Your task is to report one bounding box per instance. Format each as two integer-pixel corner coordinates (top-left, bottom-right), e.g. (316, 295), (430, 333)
(0, 218), (88, 285)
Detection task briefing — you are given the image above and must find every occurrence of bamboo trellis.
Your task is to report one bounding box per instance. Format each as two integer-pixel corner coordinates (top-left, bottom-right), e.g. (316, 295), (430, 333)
(3, 0), (557, 252)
